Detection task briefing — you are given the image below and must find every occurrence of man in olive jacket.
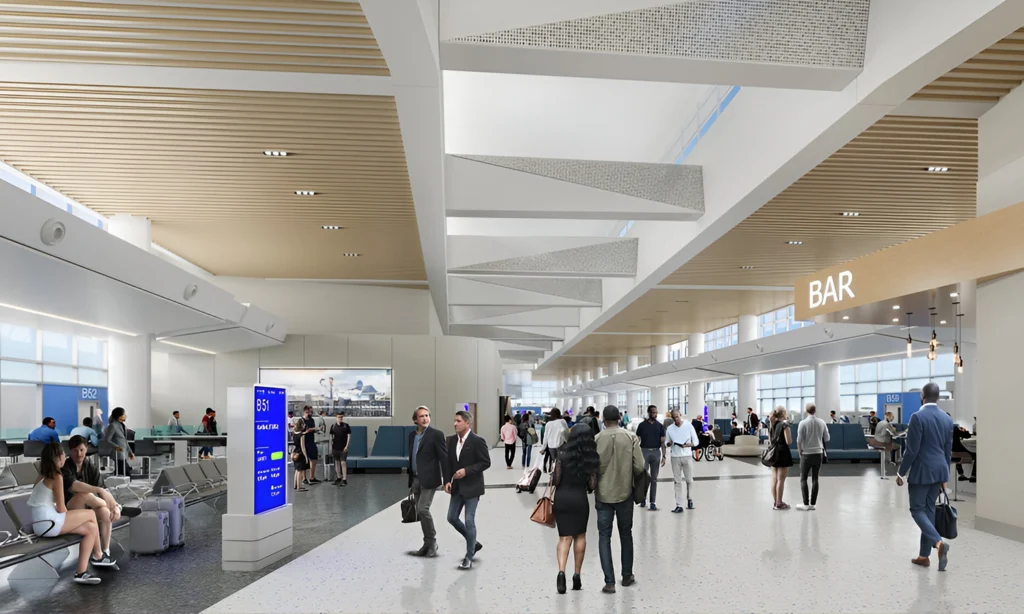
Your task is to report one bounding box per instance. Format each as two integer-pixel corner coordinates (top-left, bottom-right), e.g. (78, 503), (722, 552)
(594, 405), (645, 594)
(407, 406), (451, 558)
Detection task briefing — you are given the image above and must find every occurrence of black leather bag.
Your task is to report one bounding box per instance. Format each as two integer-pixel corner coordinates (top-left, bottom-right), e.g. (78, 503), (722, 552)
(632, 467), (651, 504)
(935, 490), (958, 539)
(401, 493), (419, 524)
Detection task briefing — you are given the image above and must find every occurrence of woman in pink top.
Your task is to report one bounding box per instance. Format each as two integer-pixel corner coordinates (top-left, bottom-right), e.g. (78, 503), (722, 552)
(501, 415), (518, 469)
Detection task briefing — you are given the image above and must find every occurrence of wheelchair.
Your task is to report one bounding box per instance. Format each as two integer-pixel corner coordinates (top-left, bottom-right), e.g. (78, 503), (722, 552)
(692, 438), (724, 462)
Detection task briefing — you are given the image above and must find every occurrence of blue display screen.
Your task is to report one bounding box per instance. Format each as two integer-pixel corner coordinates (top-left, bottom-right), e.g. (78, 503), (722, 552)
(253, 385), (288, 515)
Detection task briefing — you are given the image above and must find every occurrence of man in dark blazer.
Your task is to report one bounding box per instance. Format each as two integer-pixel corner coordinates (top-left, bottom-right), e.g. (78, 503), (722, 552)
(445, 410), (491, 570)
(407, 406), (451, 558)
(897, 383), (954, 571)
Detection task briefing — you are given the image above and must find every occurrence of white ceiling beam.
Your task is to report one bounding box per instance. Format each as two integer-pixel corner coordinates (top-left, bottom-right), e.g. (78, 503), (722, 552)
(448, 276), (599, 307)
(362, 0), (449, 333)
(890, 98), (996, 119)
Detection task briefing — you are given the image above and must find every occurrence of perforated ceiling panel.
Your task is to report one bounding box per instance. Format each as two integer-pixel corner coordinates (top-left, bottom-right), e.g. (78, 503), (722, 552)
(449, 0), (869, 69)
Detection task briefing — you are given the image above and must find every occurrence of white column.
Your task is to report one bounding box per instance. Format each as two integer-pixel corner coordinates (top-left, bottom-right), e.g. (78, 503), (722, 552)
(108, 334), (153, 429)
(652, 386), (668, 414)
(688, 333), (705, 357)
(107, 214), (153, 252)
(815, 363), (840, 416)
(738, 315), (758, 414)
(607, 361), (619, 377)
(626, 355), (640, 371)
(583, 396), (594, 410)
(654, 344), (669, 365)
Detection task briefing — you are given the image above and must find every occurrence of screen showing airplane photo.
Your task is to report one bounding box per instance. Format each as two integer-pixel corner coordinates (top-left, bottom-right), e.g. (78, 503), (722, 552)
(258, 368), (393, 418)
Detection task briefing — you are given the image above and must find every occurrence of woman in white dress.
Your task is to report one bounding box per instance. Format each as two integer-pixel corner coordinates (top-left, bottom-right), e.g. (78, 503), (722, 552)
(29, 442), (109, 584)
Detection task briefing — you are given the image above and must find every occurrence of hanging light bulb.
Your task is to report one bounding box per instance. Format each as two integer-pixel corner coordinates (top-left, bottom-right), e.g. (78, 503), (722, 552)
(928, 311), (937, 359)
(953, 342), (960, 366)
(905, 311), (913, 357)
(958, 356), (964, 374)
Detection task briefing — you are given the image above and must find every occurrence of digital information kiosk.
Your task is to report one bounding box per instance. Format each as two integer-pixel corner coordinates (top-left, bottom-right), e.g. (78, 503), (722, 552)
(222, 385), (293, 571)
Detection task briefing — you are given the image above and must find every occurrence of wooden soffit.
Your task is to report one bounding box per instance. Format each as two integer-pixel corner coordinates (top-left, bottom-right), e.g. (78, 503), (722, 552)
(794, 201), (1024, 321)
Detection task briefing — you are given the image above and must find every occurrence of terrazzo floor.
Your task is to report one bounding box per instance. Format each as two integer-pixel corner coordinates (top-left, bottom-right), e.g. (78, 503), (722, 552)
(202, 447), (1021, 614)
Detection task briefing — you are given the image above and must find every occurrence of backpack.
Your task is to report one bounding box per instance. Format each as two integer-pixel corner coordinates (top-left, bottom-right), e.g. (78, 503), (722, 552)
(527, 427), (539, 445)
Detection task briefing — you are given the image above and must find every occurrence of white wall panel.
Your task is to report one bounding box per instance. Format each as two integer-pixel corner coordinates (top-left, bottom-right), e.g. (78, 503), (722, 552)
(347, 335), (392, 368)
(476, 338), (501, 443)
(393, 335), (437, 422)
(303, 335), (349, 368)
(0, 382), (41, 431)
(259, 336), (304, 368)
(152, 353), (215, 425)
(214, 350), (259, 413)
(434, 336), (479, 439)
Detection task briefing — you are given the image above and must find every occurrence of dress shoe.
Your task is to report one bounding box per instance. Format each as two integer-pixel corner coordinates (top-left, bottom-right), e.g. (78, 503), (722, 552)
(958, 475), (968, 482)
(688, 499), (695, 510)
(969, 477), (976, 483)
(938, 541), (950, 572)
(649, 503), (658, 511)
(458, 557), (473, 570)
(621, 575), (635, 587)
(572, 574), (582, 591)
(556, 571), (566, 594)
(638, 499), (646, 508)
(911, 556), (930, 567)
(671, 506), (684, 513)
(474, 542), (483, 553)
(601, 584), (616, 594)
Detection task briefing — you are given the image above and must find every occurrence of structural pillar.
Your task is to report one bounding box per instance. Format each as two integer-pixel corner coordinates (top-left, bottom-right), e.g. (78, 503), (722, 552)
(108, 334), (153, 429)
(737, 315), (758, 414)
(815, 363), (840, 416)
(607, 361), (619, 377)
(687, 333), (705, 417)
(653, 344), (669, 365)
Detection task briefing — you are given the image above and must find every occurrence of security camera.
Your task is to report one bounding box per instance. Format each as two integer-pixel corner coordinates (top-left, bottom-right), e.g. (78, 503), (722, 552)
(40, 219), (67, 246)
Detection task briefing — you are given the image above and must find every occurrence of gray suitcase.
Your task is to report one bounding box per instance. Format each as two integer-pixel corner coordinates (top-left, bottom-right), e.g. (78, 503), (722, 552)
(141, 494), (185, 548)
(129, 510), (170, 556)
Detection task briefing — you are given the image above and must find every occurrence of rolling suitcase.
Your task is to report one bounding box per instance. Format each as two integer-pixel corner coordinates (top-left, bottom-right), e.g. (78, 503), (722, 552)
(141, 494), (185, 548)
(516, 465), (541, 494)
(129, 510), (170, 556)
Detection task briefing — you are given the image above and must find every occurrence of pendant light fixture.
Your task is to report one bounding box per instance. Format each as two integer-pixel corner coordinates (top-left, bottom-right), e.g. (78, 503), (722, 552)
(952, 301), (961, 367)
(905, 311), (913, 358)
(956, 307), (965, 374)
(927, 309), (938, 361)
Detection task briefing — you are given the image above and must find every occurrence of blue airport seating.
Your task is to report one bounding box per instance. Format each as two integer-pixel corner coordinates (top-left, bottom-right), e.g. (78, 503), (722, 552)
(354, 425), (407, 469)
(714, 419), (732, 437)
(826, 424), (877, 461)
(826, 423), (845, 451)
(346, 426), (368, 462)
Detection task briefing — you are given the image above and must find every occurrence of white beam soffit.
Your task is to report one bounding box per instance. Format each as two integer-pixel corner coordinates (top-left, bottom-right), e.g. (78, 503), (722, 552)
(448, 236), (638, 277)
(539, 0), (1024, 372)
(440, 0), (869, 90)
(361, 0), (449, 332)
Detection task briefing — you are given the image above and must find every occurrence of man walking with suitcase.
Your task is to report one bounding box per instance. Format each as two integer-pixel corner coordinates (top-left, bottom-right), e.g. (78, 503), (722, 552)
(407, 406), (450, 558)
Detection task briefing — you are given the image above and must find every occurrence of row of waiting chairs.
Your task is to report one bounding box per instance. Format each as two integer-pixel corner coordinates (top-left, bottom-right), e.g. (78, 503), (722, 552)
(150, 459), (228, 504)
(305, 425), (420, 470)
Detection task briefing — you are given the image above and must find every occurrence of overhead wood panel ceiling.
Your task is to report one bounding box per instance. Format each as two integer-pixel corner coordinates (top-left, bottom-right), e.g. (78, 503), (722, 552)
(0, 0), (386, 75)
(661, 115), (978, 286)
(913, 27), (1024, 102)
(0, 82), (424, 279)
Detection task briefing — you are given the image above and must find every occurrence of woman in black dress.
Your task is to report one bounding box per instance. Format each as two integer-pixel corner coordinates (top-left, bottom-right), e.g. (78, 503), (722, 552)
(552, 423), (599, 594)
(768, 406), (794, 510)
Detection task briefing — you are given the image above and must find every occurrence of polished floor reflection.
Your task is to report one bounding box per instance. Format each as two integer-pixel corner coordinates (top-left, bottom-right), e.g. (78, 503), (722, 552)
(205, 450), (1022, 614)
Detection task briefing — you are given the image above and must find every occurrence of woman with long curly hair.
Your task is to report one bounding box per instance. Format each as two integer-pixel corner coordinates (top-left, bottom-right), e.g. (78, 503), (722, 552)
(551, 423), (600, 593)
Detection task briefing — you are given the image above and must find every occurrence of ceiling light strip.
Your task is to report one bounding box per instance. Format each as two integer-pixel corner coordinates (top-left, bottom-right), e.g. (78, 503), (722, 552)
(0, 301), (138, 337)
(158, 340), (216, 355)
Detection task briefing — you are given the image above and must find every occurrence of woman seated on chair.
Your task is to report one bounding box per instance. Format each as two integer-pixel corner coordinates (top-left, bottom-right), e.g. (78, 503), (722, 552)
(28, 442), (117, 585)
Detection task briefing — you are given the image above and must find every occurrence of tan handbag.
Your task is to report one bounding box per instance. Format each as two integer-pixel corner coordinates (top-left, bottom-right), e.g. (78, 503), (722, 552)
(530, 479), (556, 528)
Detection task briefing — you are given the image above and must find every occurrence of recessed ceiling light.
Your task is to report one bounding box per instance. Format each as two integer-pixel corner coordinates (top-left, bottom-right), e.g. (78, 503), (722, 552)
(892, 305), (900, 310)
(321, 225), (344, 230)
(674, 300), (689, 304)
(841, 212), (860, 217)
(342, 253), (361, 257)
(926, 166), (949, 173)
(786, 241), (803, 245)
(740, 265), (755, 269)
(842, 316), (850, 320)
(940, 320), (947, 325)
(949, 292), (959, 297)
(263, 150), (289, 157)
(892, 318), (899, 322)
(295, 190), (316, 196)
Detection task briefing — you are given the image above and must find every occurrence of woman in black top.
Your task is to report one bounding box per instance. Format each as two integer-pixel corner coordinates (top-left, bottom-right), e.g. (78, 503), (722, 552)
(768, 406), (794, 510)
(551, 423), (599, 594)
(292, 421), (309, 493)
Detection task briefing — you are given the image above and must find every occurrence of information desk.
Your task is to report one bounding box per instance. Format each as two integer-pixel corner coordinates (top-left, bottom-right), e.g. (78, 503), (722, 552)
(144, 435), (227, 465)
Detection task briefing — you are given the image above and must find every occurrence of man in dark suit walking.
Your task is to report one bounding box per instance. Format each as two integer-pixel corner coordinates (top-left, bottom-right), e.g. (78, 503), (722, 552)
(445, 410), (491, 570)
(897, 383), (954, 571)
(407, 406), (450, 558)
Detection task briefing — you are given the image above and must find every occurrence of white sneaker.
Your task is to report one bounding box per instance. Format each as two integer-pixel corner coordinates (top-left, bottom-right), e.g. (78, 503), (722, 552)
(796, 504), (811, 511)
(91, 555), (117, 568)
(74, 572), (102, 585)
(808, 504), (816, 511)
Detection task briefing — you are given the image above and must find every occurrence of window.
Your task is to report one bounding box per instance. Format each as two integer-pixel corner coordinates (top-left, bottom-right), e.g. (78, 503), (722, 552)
(636, 389), (650, 413)
(1, 360), (39, 382)
(758, 305), (812, 338)
(705, 324), (739, 350)
(756, 369), (815, 416)
(1, 325), (37, 360)
(617, 392), (626, 407)
(838, 353), (954, 418)
(41, 332), (73, 365)
(516, 380), (557, 408)
(668, 340), (686, 361)
(78, 369), (108, 387)
(42, 365), (76, 384)
(77, 337), (106, 369)
(667, 386), (681, 411)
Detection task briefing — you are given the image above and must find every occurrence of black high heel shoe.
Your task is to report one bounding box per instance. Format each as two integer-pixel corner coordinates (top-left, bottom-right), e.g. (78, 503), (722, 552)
(572, 574), (582, 591)
(556, 571), (566, 594)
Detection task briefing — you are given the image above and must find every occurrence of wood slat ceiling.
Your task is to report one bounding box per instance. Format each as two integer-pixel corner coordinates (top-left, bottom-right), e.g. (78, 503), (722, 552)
(0, 0), (385, 75)
(913, 27), (1024, 102)
(0, 82), (425, 280)
(661, 115), (978, 286)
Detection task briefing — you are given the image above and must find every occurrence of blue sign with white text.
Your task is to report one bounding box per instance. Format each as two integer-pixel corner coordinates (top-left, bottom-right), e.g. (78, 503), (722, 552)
(253, 386), (288, 515)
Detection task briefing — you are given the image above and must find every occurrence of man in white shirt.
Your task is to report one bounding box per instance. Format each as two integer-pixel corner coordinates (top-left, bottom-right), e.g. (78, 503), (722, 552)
(796, 403), (830, 511)
(664, 410), (699, 513)
(542, 408), (568, 473)
(166, 411), (185, 435)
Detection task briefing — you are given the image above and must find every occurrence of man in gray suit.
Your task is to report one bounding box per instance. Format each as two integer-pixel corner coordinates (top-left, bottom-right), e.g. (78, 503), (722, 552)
(896, 383), (953, 571)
